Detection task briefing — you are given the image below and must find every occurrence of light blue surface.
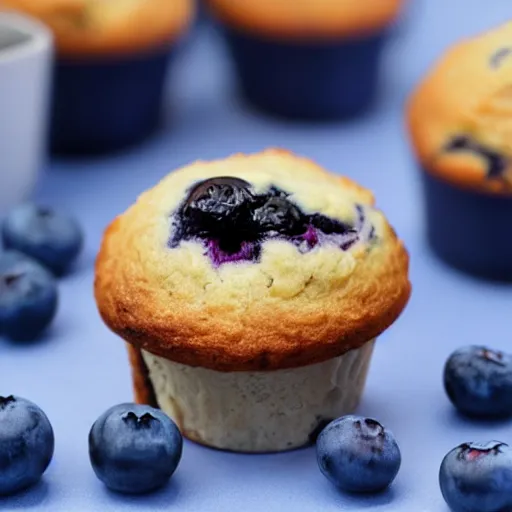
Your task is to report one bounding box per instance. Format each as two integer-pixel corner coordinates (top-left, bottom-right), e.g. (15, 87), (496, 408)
(2, 1), (512, 510)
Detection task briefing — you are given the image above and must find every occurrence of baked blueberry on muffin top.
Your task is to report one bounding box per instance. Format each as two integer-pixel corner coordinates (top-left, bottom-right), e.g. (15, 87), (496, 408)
(169, 177), (376, 266)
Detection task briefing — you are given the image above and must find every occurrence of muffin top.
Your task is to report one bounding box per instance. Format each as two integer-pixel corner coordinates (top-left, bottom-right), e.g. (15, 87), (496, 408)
(407, 21), (512, 195)
(1, 0), (195, 57)
(95, 149), (410, 372)
(206, 0), (404, 40)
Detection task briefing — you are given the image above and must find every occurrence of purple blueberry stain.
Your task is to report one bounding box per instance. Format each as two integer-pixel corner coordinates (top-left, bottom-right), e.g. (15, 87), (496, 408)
(207, 239), (260, 267)
(169, 177), (377, 266)
(296, 224), (319, 250)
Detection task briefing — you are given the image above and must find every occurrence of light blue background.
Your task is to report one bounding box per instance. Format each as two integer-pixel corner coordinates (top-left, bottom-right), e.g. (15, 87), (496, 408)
(2, 1), (512, 510)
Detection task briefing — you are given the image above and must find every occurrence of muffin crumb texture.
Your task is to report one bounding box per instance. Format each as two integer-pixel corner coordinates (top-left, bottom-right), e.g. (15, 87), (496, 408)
(141, 341), (374, 452)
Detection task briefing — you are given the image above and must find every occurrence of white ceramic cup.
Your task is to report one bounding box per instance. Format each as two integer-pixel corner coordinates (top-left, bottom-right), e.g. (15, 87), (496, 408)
(0, 11), (53, 214)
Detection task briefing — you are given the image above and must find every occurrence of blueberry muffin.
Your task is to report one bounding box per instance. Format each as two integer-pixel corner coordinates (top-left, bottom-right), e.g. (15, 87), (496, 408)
(205, 0), (404, 119)
(2, 0), (195, 154)
(94, 149), (411, 453)
(407, 21), (512, 281)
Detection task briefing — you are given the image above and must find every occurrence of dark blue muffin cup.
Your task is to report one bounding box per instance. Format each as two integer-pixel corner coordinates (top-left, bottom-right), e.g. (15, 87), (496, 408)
(50, 47), (174, 155)
(222, 27), (387, 120)
(422, 170), (512, 282)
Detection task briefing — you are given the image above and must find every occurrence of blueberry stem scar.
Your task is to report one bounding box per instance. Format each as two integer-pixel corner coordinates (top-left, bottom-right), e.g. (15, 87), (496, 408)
(2, 273), (23, 287)
(479, 348), (505, 366)
(122, 411), (156, 428)
(0, 395), (16, 408)
(457, 441), (506, 460)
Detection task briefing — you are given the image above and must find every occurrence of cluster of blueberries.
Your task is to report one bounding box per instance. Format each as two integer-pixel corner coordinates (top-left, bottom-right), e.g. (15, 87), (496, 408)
(0, 203), (83, 341)
(170, 177), (372, 266)
(319, 346), (512, 512)
(1, 344), (512, 512)
(0, 398), (183, 496)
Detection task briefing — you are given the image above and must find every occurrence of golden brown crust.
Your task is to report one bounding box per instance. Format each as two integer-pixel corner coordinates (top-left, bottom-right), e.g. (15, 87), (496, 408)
(205, 0), (404, 40)
(406, 21), (512, 195)
(2, 0), (194, 57)
(95, 149), (411, 372)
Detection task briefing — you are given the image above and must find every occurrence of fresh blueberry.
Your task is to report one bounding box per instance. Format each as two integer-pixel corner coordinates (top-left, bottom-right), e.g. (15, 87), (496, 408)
(2, 203), (84, 275)
(316, 415), (401, 493)
(253, 196), (306, 236)
(440, 441), (512, 512)
(89, 403), (183, 494)
(0, 250), (58, 341)
(444, 346), (512, 418)
(0, 395), (54, 496)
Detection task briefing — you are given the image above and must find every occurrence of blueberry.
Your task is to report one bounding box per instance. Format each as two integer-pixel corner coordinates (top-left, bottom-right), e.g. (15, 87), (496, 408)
(182, 177), (254, 237)
(316, 415), (401, 493)
(0, 250), (58, 341)
(440, 441), (512, 512)
(444, 136), (507, 180)
(310, 213), (353, 235)
(89, 403), (183, 494)
(490, 47), (512, 68)
(253, 196), (306, 237)
(0, 395), (54, 496)
(444, 346), (512, 418)
(267, 186), (289, 198)
(170, 180), (373, 265)
(2, 203), (84, 275)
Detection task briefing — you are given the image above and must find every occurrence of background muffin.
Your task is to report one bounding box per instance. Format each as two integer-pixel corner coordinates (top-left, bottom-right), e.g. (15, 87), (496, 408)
(94, 149), (411, 453)
(205, 0), (404, 120)
(2, 0), (195, 154)
(407, 20), (512, 281)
